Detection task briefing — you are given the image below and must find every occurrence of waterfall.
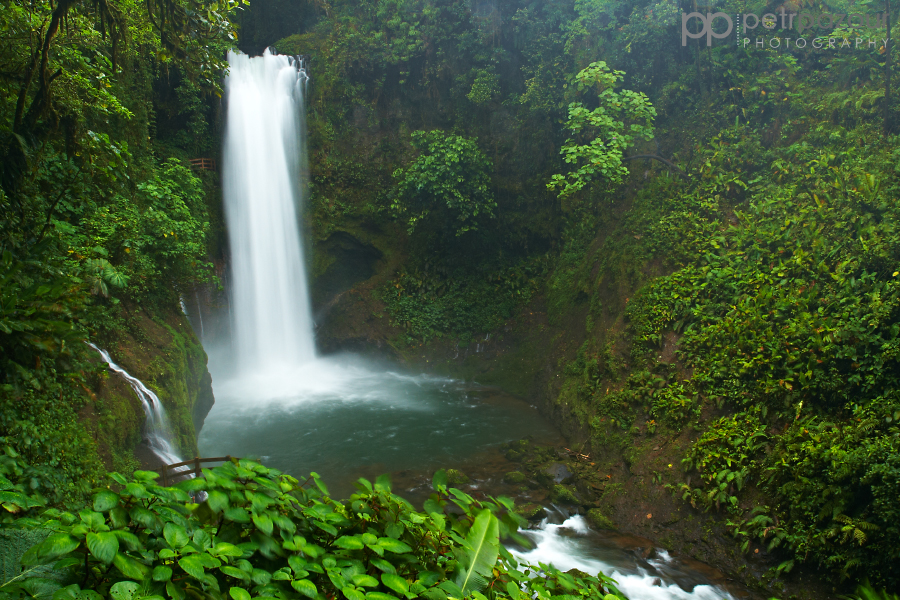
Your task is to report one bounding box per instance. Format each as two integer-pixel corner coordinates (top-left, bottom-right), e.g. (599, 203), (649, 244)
(88, 343), (183, 466)
(194, 291), (205, 342)
(223, 49), (316, 373)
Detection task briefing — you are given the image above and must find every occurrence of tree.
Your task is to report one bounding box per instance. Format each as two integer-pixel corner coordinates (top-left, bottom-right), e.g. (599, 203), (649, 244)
(547, 61), (656, 200)
(391, 130), (496, 238)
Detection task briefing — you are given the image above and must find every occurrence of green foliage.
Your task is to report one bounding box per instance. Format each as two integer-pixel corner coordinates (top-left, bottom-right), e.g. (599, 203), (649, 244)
(391, 131), (496, 239)
(466, 70), (500, 106)
(0, 462), (625, 600)
(382, 258), (544, 344)
(841, 582), (900, 600)
(622, 137), (900, 585)
(548, 62), (656, 200)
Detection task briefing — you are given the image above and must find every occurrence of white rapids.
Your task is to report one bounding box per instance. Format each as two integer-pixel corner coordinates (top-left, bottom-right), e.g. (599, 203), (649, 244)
(512, 514), (737, 600)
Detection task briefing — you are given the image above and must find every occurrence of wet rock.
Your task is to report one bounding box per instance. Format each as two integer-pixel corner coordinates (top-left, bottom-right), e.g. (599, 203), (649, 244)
(447, 469), (470, 485)
(586, 508), (615, 530)
(575, 479), (598, 501)
(503, 471), (526, 484)
(505, 449), (525, 462)
(537, 462), (574, 486)
(515, 503), (547, 520)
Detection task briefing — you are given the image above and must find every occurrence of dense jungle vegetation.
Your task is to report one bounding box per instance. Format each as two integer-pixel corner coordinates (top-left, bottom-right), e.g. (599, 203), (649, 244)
(2, 0), (900, 597)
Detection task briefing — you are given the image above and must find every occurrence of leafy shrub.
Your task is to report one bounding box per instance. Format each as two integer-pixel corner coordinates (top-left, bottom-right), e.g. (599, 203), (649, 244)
(0, 461), (626, 600)
(391, 131), (496, 239)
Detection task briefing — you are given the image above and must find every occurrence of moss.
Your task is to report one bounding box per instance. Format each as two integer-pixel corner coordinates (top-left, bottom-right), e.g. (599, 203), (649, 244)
(446, 469), (470, 485)
(504, 449), (525, 462)
(515, 503), (547, 520)
(503, 471), (526, 484)
(551, 484), (580, 504)
(586, 509), (615, 530)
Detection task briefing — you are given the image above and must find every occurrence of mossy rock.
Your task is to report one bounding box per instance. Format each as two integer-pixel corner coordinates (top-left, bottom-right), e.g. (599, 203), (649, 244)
(586, 509), (615, 530)
(446, 469), (470, 485)
(509, 439), (531, 452)
(503, 471), (526, 484)
(551, 485), (580, 504)
(505, 449), (525, 462)
(515, 503), (547, 520)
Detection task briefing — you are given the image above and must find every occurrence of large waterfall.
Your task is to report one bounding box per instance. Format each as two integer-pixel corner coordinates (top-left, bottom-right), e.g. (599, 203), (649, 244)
(223, 50), (316, 373)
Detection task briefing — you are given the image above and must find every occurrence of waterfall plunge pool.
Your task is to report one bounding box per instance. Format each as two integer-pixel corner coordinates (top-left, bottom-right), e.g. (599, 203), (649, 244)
(198, 352), (561, 497)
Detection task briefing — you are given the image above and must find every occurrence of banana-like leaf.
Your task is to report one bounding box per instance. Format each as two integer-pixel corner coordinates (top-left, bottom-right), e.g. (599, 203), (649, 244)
(453, 509), (499, 595)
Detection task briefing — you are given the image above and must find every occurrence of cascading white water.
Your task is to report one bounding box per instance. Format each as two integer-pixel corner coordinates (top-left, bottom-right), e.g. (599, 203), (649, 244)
(88, 343), (182, 465)
(223, 49), (316, 373)
(512, 514), (737, 600)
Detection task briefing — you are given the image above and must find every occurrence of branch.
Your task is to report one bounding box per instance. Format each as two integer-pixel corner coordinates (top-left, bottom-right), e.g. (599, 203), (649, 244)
(622, 154), (692, 180)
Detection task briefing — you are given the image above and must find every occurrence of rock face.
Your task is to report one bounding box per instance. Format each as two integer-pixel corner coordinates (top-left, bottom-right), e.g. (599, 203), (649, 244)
(85, 303), (214, 471)
(540, 462), (574, 485)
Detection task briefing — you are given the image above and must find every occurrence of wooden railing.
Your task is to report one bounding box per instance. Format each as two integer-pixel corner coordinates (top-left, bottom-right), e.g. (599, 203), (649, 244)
(161, 455), (234, 486)
(189, 158), (217, 171)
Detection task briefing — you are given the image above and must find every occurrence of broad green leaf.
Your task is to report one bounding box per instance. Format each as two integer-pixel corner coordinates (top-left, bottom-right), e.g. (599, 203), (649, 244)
(251, 568), (271, 585)
(220, 565), (250, 582)
(371, 558), (396, 574)
(438, 580), (463, 597)
(385, 522), (404, 539)
(124, 483), (150, 499)
(211, 542), (243, 557)
(252, 512), (273, 536)
(335, 536), (364, 550)
(381, 574), (409, 595)
(163, 523), (189, 549)
(432, 470), (448, 492)
(130, 506), (157, 530)
(313, 520), (338, 536)
(206, 490), (229, 513)
(166, 581), (185, 600)
(366, 592), (399, 600)
(86, 531), (118, 563)
(36, 533), (80, 562)
(109, 581), (139, 600)
(178, 555), (205, 580)
(288, 555), (307, 573)
(152, 565), (173, 581)
(352, 574), (379, 587)
(374, 474), (391, 492)
(93, 490), (119, 512)
(224, 507), (250, 523)
(113, 553), (149, 580)
(292, 579), (318, 598)
(453, 509), (499, 595)
(109, 507), (129, 530)
(344, 587), (366, 600)
(110, 530), (141, 553)
(229, 588), (251, 600)
(377, 538), (412, 554)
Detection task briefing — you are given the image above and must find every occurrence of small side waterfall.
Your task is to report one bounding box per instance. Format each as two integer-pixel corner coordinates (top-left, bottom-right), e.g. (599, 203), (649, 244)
(194, 291), (205, 342)
(223, 49), (316, 373)
(88, 343), (182, 465)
